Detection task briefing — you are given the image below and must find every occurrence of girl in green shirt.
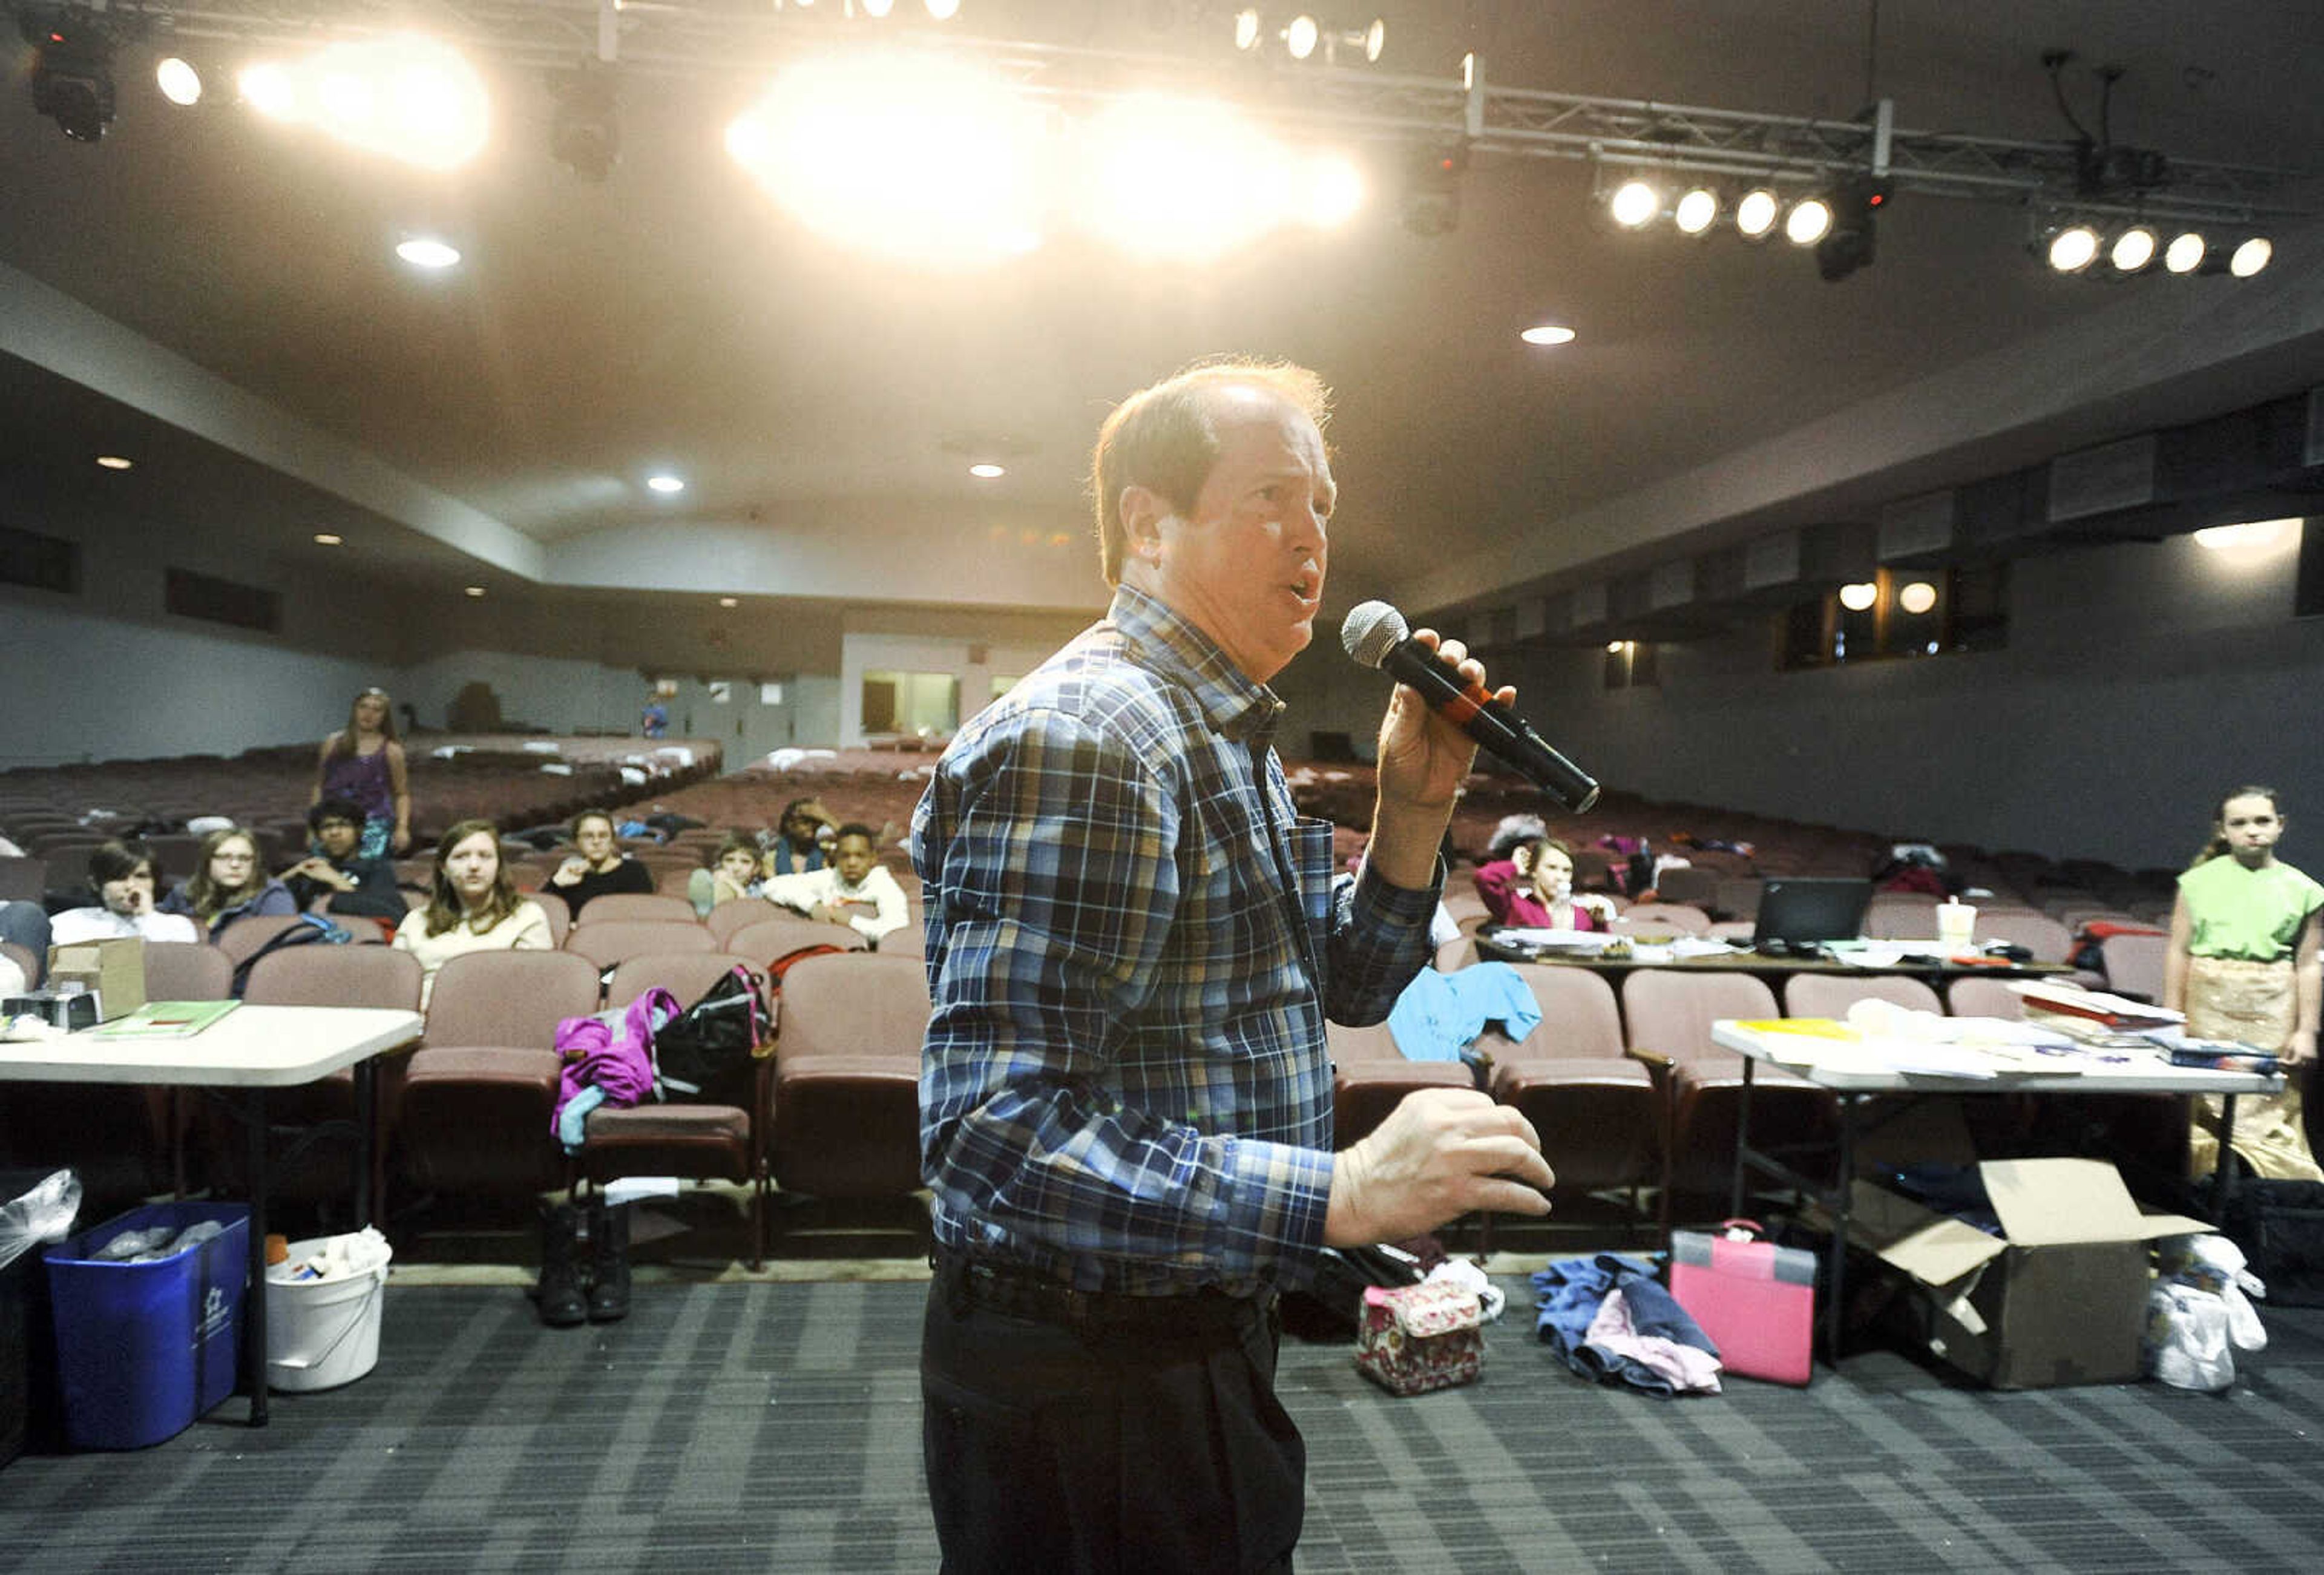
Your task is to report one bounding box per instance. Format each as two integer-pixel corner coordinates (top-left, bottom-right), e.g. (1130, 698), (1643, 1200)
(2164, 786), (2324, 1181)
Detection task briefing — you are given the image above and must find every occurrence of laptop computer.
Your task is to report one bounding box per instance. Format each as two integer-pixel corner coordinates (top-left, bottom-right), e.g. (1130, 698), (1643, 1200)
(1750, 877), (1874, 954)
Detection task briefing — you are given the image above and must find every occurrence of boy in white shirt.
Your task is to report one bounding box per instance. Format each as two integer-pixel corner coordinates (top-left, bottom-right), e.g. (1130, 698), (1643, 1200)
(50, 840), (202, 947)
(760, 822), (910, 946)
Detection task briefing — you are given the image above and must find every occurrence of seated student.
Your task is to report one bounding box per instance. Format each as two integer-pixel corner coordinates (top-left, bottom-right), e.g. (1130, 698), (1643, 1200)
(280, 797), (407, 921)
(543, 809), (655, 918)
(760, 797), (838, 877)
(157, 826), (298, 942)
(686, 832), (768, 918)
(50, 839), (203, 947)
(393, 819), (553, 1007)
(1475, 834), (1620, 931)
(759, 821), (910, 945)
(2, 899), (52, 979)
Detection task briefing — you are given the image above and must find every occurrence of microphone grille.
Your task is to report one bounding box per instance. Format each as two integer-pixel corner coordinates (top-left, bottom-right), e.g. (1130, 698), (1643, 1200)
(1340, 600), (1408, 669)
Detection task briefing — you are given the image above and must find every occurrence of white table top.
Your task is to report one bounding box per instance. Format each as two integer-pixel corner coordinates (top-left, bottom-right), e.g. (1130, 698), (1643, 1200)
(1713, 1018), (2281, 1096)
(0, 1004), (422, 1087)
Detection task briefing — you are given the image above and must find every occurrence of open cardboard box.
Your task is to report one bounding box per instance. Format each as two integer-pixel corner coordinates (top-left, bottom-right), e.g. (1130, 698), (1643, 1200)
(1845, 1157), (2210, 1389)
(42, 936), (146, 1022)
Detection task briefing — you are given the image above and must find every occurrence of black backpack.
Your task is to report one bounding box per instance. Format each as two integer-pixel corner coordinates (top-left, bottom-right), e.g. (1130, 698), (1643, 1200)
(229, 914), (355, 996)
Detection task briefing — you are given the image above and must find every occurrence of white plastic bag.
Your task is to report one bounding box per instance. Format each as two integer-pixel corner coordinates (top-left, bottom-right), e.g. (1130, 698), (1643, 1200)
(2145, 1283), (2234, 1391)
(0, 1168), (82, 1271)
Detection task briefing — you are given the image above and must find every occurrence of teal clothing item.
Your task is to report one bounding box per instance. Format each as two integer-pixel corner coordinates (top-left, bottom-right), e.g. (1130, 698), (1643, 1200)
(1385, 961), (1543, 1061)
(2178, 857), (2324, 962)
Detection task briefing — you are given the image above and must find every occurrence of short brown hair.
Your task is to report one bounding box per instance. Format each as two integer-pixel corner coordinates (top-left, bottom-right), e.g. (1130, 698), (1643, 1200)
(1089, 358), (1331, 586)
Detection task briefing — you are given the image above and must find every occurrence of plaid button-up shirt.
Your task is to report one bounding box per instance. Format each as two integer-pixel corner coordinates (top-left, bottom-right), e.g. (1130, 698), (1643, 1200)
(914, 586), (1440, 1297)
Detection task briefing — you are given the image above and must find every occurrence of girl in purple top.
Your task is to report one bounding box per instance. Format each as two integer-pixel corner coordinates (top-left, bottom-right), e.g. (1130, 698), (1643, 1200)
(311, 687), (412, 859)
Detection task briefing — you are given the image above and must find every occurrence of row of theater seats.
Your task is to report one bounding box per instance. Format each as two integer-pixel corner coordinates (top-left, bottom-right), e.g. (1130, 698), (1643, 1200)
(1328, 963), (2186, 1235)
(0, 932), (935, 1265)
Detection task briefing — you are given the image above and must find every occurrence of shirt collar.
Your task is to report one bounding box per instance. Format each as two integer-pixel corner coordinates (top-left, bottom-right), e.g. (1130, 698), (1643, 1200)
(1108, 584), (1286, 746)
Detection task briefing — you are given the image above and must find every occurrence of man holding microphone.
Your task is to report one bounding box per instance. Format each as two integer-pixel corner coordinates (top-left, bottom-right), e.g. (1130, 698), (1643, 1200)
(914, 358), (1554, 1573)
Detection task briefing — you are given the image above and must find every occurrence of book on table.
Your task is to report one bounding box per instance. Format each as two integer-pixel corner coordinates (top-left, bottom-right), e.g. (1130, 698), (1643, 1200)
(90, 999), (242, 1039)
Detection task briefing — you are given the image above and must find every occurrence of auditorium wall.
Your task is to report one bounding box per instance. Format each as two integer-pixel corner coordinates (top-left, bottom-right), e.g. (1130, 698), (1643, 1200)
(1276, 524), (2318, 873)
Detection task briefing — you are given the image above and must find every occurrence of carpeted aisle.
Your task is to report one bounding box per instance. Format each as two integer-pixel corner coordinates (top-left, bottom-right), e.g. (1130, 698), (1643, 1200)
(4, 1278), (2322, 1572)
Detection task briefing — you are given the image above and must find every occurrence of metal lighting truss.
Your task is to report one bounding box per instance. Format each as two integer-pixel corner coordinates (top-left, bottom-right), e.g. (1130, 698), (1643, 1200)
(42, 0), (2316, 224)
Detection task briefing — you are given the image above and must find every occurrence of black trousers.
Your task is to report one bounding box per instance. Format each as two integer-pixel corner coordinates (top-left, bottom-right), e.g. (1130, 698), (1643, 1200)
(920, 1264), (1303, 1574)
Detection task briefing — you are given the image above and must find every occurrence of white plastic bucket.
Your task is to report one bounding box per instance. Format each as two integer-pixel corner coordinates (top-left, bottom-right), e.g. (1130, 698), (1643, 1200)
(265, 1237), (390, 1392)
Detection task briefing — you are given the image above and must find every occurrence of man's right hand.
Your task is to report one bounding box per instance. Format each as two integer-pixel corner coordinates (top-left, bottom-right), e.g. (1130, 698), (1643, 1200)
(1323, 1088), (1554, 1246)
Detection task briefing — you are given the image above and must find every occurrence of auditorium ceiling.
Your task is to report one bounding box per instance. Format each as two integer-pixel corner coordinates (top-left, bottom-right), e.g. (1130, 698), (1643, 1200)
(1, 1), (2319, 639)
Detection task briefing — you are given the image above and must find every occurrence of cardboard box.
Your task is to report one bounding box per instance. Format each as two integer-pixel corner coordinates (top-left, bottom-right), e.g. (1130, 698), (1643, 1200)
(42, 938), (146, 1023)
(1846, 1157), (2210, 1389)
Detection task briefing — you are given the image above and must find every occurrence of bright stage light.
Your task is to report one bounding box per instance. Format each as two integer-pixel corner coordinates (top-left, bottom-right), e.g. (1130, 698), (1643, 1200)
(1520, 323), (1576, 346)
(1897, 580), (1937, 614)
(156, 58), (203, 107)
(925, 0), (961, 19)
(2195, 518), (2293, 551)
(727, 51), (1051, 269)
(1233, 10), (1262, 51)
(2109, 226), (2156, 272)
(1784, 197), (1832, 246)
(236, 36), (490, 168)
(1081, 96), (1328, 261)
(395, 237), (461, 268)
(2046, 224), (2098, 272)
(2164, 231), (2207, 274)
(1734, 188), (1779, 239)
(1837, 581), (1877, 611)
(1285, 16), (1319, 61)
(2230, 237), (2272, 277)
(1607, 179), (1659, 229)
(1672, 186), (1718, 235)
(1301, 153), (1365, 228)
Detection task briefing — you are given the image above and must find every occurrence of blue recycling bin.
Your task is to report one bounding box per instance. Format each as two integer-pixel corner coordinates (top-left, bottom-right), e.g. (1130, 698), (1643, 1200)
(43, 1203), (249, 1450)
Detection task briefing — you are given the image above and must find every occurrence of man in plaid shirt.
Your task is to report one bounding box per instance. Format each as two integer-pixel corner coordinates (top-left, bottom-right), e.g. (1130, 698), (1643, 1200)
(916, 358), (1554, 1573)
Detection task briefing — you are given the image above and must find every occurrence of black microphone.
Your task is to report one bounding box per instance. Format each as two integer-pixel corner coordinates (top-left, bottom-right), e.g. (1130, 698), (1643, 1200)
(1341, 600), (1601, 814)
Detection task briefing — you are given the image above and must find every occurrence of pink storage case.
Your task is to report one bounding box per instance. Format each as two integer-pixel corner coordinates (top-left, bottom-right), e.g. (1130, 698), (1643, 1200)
(1667, 1219), (1817, 1386)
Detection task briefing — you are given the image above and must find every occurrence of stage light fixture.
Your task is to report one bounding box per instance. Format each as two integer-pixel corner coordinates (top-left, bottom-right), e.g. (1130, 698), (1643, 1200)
(1783, 196), (1832, 246)
(1838, 581), (1878, 611)
(1734, 188), (1779, 240)
(1284, 15), (1319, 61)
(22, 10), (119, 143)
(2046, 223), (2099, 272)
(1814, 174), (1886, 281)
(550, 56), (619, 181)
(156, 57), (203, 107)
(1332, 18), (1387, 64)
(1233, 9), (1261, 50)
(862, 0), (895, 15)
(2109, 225), (2156, 272)
(2164, 230), (2207, 273)
(924, 0), (961, 19)
(1400, 137), (1467, 236)
(1897, 580), (1937, 614)
(1607, 177), (1659, 229)
(1672, 186), (1718, 235)
(2230, 237), (2272, 277)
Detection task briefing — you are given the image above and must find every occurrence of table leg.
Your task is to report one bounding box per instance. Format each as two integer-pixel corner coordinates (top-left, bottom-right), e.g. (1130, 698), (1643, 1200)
(1730, 1056), (1755, 1220)
(353, 1058), (376, 1229)
(245, 1088), (269, 1428)
(1826, 1095), (1857, 1361)
(2214, 1093), (2242, 1220)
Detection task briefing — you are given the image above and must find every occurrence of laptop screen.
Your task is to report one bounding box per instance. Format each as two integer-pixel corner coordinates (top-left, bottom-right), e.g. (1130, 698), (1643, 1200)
(1750, 877), (1873, 949)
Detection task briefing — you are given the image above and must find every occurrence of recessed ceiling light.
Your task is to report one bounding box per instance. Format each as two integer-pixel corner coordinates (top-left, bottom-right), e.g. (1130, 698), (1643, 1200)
(395, 237), (461, 269)
(646, 474), (685, 494)
(464, 585), (486, 597)
(718, 596), (738, 608)
(1520, 324), (1576, 346)
(968, 462), (1006, 479)
(95, 455), (133, 470)
(313, 533), (343, 546)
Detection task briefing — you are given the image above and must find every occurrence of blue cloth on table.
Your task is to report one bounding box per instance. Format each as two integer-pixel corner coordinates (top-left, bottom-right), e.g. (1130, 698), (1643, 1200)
(1386, 961), (1543, 1062)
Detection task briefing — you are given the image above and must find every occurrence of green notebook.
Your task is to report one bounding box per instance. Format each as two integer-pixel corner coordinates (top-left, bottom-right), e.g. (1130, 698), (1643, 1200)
(91, 999), (242, 1039)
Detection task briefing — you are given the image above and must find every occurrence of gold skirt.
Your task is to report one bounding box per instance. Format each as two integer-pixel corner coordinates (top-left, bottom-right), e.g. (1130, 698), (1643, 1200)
(2186, 955), (2321, 1182)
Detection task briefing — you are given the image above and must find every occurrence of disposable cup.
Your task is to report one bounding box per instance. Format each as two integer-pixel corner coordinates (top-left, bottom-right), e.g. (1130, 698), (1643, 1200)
(1937, 902), (1977, 950)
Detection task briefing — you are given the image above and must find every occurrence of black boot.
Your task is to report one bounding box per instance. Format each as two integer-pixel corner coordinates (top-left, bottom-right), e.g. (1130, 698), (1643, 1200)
(534, 1203), (586, 1328)
(586, 1197), (631, 1323)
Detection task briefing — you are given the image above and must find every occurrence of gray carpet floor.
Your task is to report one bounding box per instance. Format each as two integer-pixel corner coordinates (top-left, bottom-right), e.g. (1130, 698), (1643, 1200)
(4, 1277), (2322, 1573)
